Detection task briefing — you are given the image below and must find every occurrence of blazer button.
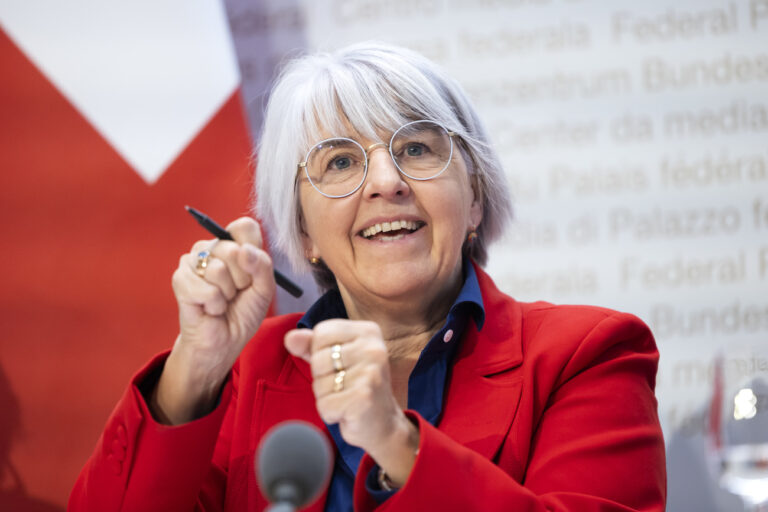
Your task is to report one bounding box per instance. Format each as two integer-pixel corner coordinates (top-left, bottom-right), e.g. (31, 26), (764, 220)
(116, 424), (128, 447)
(111, 439), (126, 462)
(107, 453), (122, 475)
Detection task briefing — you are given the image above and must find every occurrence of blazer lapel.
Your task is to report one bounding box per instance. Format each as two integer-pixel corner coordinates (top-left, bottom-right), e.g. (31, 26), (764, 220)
(438, 263), (524, 461)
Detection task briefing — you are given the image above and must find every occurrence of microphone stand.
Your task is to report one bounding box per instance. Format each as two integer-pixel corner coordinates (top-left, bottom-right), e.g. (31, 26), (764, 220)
(265, 481), (301, 512)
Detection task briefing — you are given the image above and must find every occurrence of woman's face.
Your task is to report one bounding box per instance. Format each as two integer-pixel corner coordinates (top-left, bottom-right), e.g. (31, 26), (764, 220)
(299, 123), (483, 307)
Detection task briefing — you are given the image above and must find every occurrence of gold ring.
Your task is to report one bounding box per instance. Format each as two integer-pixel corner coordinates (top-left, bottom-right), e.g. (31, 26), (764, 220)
(194, 240), (219, 278)
(195, 250), (210, 277)
(333, 370), (346, 393)
(330, 344), (344, 372)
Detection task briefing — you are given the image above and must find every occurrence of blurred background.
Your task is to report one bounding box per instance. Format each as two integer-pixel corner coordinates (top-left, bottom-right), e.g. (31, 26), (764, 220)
(1, 0), (766, 510)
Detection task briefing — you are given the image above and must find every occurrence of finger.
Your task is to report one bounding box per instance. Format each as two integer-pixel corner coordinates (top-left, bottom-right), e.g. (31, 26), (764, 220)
(311, 319), (382, 353)
(191, 240), (252, 290)
(238, 243), (276, 293)
(309, 340), (374, 378)
(213, 245), (274, 336)
(310, 343), (347, 378)
(190, 238), (219, 255)
(197, 257), (237, 300)
(311, 365), (361, 398)
(314, 391), (351, 425)
(284, 329), (313, 363)
(312, 373), (364, 426)
(214, 241), (253, 290)
(173, 256), (229, 316)
(189, 239), (217, 278)
(226, 217), (263, 248)
(314, 377), (373, 425)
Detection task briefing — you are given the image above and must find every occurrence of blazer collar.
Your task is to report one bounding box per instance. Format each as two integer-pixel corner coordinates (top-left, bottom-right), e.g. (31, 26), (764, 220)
(461, 261), (522, 372)
(437, 262), (524, 461)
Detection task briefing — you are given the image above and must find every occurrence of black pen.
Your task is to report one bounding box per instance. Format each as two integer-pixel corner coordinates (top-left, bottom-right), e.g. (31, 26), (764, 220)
(185, 206), (303, 298)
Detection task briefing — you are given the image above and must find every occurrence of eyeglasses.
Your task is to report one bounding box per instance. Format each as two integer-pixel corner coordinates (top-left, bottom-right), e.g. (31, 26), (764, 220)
(298, 120), (456, 198)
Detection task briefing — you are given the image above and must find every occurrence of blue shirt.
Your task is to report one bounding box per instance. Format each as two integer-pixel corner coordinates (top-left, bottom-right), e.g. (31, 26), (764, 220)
(297, 261), (485, 512)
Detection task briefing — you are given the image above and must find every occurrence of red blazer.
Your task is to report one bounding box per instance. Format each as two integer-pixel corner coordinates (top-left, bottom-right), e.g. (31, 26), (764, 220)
(70, 264), (666, 511)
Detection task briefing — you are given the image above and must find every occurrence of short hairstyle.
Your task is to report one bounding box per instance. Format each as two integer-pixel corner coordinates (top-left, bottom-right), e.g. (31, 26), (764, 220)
(255, 41), (513, 290)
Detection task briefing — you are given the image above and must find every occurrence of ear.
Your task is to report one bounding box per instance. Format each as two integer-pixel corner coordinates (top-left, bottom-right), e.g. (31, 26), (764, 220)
(300, 232), (320, 261)
(469, 174), (484, 229)
(298, 208), (321, 260)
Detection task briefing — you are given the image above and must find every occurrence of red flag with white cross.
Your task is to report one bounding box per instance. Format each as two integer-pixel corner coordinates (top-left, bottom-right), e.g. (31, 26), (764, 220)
(0, 3), (254, 508)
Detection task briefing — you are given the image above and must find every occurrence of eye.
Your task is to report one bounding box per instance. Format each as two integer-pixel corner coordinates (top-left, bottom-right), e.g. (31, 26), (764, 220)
(321, 151), (360, 173)
(331, 156), (352, 171)
(405, 143), (427, 157)
(397, 142), (432, 159)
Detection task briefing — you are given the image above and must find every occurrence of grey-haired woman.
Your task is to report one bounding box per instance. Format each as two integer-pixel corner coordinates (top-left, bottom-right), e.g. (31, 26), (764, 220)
(71, 42), (666, 512)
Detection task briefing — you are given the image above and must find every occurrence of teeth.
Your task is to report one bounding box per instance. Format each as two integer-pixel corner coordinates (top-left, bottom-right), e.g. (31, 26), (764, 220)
(361, 220), (421, 239)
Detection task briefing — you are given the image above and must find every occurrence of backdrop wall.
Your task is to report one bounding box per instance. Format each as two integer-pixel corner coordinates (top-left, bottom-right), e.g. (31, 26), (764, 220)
(231, 1), (768, 509)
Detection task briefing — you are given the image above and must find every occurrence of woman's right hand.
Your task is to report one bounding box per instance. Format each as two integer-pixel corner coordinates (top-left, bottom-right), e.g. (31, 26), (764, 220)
(151, 217), (276, 425)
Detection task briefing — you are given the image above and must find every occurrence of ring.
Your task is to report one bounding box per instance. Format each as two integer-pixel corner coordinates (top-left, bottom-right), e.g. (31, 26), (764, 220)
(194, 240), (219, 277)
(333, 370), (346, 393)
(330, 344), (344, 372)
(195, 250), (210, 277)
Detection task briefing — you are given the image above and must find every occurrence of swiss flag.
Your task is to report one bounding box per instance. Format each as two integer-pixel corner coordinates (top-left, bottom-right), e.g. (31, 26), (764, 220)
(0, 4), (255, 509)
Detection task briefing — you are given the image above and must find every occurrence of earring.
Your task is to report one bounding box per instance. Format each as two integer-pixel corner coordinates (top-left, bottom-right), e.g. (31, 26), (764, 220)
(309, 257), (320, 265)
(467, 229), (478, 243)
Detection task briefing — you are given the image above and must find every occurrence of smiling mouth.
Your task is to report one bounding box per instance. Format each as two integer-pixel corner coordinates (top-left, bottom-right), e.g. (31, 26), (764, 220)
(360, 220), (426, 241)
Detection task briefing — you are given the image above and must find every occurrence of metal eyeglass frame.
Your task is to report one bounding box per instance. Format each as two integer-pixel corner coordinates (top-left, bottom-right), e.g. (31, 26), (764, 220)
(297, 120), (457, 199)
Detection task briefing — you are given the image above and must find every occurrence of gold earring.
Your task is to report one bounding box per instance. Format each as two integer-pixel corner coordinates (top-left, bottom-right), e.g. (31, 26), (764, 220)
(309, 257), (320, 265)
(467, 230), (478, 243)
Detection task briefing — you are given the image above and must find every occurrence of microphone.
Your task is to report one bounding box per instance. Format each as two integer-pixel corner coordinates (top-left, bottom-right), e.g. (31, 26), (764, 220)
(256, 421), (333, 512)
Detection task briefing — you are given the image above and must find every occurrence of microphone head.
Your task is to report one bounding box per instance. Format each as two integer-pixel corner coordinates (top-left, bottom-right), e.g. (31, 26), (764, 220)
(256, 421), (333, 507)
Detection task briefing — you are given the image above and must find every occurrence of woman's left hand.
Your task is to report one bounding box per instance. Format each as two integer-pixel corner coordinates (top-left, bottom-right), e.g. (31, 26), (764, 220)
(285, 319), (420, 487)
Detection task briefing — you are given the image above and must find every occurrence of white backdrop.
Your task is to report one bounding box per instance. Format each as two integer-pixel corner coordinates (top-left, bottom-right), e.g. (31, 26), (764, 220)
(224, 0), (768, 509)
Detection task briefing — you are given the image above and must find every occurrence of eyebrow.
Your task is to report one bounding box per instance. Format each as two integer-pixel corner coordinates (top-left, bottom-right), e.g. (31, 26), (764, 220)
(315, 138), (360, 148)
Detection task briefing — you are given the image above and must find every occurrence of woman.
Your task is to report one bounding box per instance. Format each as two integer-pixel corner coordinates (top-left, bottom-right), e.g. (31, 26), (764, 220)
(70, 42), (666, 511)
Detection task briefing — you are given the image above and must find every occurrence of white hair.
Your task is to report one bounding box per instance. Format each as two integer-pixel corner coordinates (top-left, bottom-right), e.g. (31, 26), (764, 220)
(254, 41), (512, 288)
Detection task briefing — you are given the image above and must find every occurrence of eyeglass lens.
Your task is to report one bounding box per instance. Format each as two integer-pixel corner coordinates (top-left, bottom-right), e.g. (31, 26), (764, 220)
(305, 120), (452, 197)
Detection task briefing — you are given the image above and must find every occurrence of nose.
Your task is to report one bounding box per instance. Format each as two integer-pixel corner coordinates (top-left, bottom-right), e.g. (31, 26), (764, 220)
(362, 144), (410, 200)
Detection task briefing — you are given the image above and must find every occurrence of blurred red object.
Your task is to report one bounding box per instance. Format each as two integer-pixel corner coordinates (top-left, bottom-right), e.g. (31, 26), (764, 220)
(0, 27), (254, 508)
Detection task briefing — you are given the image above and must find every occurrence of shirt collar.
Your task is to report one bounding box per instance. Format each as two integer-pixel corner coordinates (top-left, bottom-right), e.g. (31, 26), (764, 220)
(449, 258), (485, 330)
(297, 288), (347, 329)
